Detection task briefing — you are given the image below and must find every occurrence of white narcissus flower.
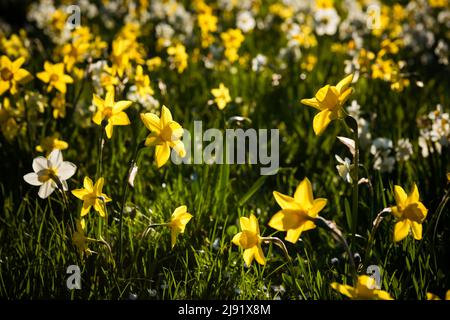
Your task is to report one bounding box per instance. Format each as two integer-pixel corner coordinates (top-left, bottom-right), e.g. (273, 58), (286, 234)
(314, 8), (341, 36)
(335, 155), (353, 184)
(23, 149), (77, 199)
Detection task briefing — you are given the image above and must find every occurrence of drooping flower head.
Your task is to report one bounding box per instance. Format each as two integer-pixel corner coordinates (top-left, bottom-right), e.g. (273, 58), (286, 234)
(168, 205), (193, 248)
(232, 214), (265, 266)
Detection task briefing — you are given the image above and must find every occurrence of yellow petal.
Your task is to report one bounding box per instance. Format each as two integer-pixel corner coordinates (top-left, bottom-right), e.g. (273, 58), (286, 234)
(315, 85), (338, 108)
(393, 185), (407, 206)
(239, 216), (251, 231)
(92, 94), (104, 110)
(94, 177), (105, 195)
(335, 74), (353, 93)
(232, 232), (242, 246)
(300, 97), (321, 110)
(155, 142), (171, 168)
(313, 109), (335, 136)
(105, 121), (114, 138)
(140, 112), (161, 133)
(114, 100), (132, 113)
(407, 183), (420, 204)
(331, 282), (356, 299)
(110, 112), (130, 126)
(13, 69), (32, 83)
(393, 220), (410, 242)
(273, 191), (300, 210)
(105, 89), (115, 107)
(309, 198), (327, 217)
(92, 111), (103, 125)
(54, 81), (67, 94)
(83, 176), (94, 190)
(254, 245), (266, 265)
(36, 71), (50, 83)
(0, 81), (10, 95)
(294, 177), (314, 209)
(373, 289), (394, 300)
(243, 248), (255, 266)
(160, 105), (173, 127)
(71, 188), (89, 199)
(338, 87), (353, 106)
(268, 210), (301, 231)
(285, 225), (304, 243)
(410, 221), (422, 240)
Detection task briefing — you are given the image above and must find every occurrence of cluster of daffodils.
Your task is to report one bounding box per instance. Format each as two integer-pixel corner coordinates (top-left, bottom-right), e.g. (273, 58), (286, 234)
(22, 100), (192, 254)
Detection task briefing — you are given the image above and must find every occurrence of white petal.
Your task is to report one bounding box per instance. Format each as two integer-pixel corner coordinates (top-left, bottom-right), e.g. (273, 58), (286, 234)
(32, 157), (48, 172)
(23, 173), (42, 186)
(57, 161), (77, 180)
(38, 182), (56, 199)
(48, 149), (63, 167)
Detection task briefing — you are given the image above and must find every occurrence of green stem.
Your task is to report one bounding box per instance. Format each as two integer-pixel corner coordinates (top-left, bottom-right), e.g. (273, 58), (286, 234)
(118, 141), (145, 273)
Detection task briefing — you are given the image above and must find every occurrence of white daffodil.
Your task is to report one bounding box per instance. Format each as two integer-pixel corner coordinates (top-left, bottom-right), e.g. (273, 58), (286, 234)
(335, 155), (353, 184)
(23, 149), (77, 199)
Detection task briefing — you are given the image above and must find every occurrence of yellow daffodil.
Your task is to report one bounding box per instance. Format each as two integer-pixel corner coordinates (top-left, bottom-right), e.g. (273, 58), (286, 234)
(0, 55), (32, 95)
(211, 83), (231, 110)
(72, 218), (92, 256)
(146, 57), (162, 71)
(391, 184), (428, 242)
(0, 97), (20, 141)
(331, 275), (394, 300)
(35, 134), (69, 155)
(301, 74), (354, 135)
(167, 43), (188, 73)
(232, 214), (265, 266)
(51, 93), (66, 119)
(61, 39), (89, 71)
(134, 65), (154, 97)
(168, 205), (193, 248)
(37, 62), (73, 94)
(269, 178), (327, 243)
(140, 105), (186, 168)
(92, 88), (132, 139)
(71, 176), (112, 217)
(221, 29), (244, 63)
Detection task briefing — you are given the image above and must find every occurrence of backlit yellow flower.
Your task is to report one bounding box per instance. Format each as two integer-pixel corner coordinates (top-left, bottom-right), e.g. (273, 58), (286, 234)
(92, 88), (132, 139)
(0, 55), (32, 95)
(61, 39), (89, 71)
(221, 29), (244, 63)
(134, 65), (154, 97)
(301, 74), (354, 135)
(35, 134), (69, 156)
(37, 62), (73, 94)
(140, 105), (186, 168)
(391, 184), (428, 242)
(269, 178), (327, 243)
(0, 97), (20, 141)
(71, 176), (112, 217)
(72, 218), (92, 256)
(168, 205), (193, 248)
(232, 214), (265, 266)
(167, 43), (188, 73)
(331, 275), (393, 300)
(211, 83), (231, 110)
